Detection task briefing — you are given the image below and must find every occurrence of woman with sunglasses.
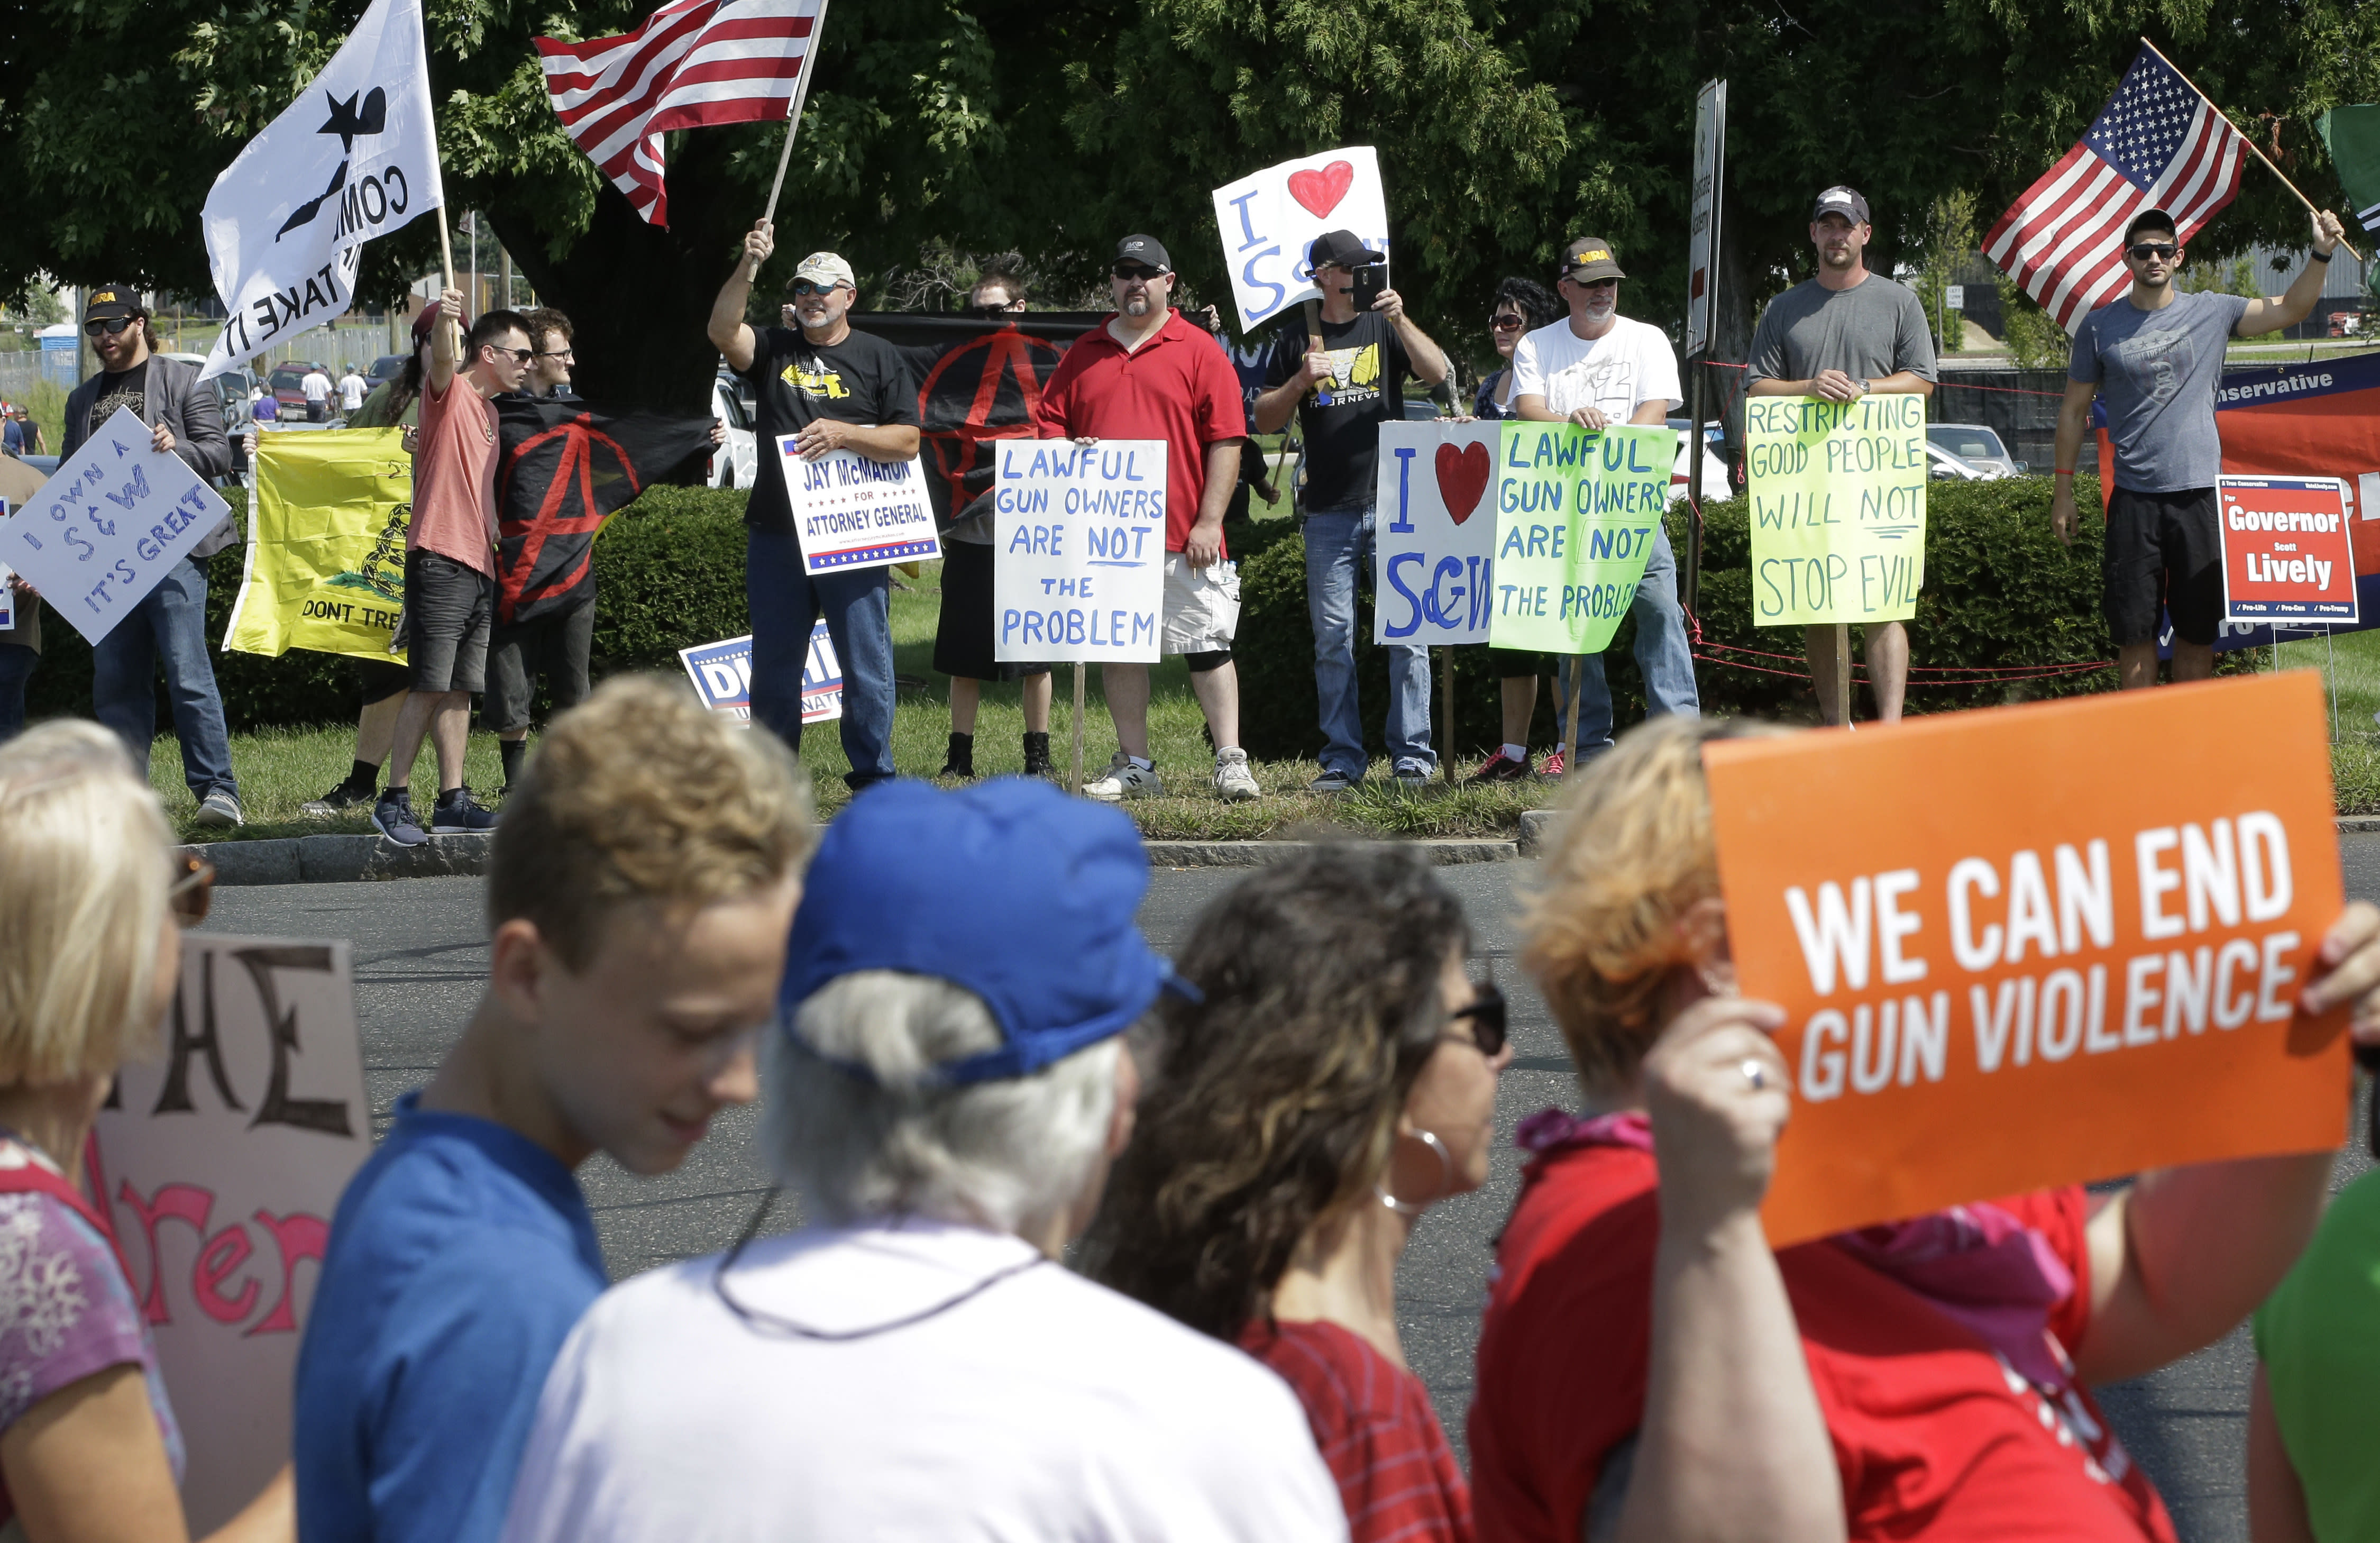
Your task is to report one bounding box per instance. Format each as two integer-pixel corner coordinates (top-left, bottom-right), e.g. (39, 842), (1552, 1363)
(0, 720), (290, 1541)
(1471, 277), (1561, 422)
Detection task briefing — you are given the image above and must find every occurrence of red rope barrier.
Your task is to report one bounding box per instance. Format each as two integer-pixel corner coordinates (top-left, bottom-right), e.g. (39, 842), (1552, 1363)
(1698, 359), (2068, 399)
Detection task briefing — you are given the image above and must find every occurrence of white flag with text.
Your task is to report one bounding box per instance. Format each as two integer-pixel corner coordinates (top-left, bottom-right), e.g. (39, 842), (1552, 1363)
(198, 0), (444, 381)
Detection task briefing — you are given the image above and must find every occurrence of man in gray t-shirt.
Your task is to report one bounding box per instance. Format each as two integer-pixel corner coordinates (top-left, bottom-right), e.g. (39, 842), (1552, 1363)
(2051, 204), (2347, 689)
(1746, 185), (1938, 726)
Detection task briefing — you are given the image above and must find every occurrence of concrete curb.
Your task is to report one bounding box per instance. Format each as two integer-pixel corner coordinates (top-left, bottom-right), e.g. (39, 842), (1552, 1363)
(1143, 838), (1517, 868)
(1517, 808), (1563, 858)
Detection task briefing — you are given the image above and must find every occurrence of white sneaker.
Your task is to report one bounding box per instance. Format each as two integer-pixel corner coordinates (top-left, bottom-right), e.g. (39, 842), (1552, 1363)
(1084, 752), (1162, 801)
(1213, 748), (1261, 802)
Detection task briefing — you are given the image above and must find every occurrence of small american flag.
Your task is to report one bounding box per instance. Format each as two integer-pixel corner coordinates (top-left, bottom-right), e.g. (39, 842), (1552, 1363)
(1984, 46), (2246, 333)
(537, 0), (823, 229)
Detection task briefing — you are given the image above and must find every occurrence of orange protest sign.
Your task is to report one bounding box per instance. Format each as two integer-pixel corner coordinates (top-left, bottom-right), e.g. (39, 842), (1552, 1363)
(1705, 671), (2351, 1247)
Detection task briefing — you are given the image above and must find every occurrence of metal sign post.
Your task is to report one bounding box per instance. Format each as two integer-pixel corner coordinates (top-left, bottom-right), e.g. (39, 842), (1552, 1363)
(1683, 78), (1726, 620)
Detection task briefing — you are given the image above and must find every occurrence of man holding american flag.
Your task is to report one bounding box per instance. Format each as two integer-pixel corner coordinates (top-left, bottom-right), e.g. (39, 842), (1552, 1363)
(2048, 204), (2347, 689)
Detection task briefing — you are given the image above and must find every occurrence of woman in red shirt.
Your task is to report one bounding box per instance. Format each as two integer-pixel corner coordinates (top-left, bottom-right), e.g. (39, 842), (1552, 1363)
(1474, 715), (2380, 1543)
(1091, 844), (1838, 1543)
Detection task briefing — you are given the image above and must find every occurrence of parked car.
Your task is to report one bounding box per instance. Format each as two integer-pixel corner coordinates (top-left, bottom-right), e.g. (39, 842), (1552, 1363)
(368, 353), (409, 383)
(711, 371), (758, 490)
(1926, 442), (2004, 481)
(160, 352), (259, 438)
(1664, 417), (1733, 506)
(1402, 396), (1444, 421)
(1927, 422), (2026, 477)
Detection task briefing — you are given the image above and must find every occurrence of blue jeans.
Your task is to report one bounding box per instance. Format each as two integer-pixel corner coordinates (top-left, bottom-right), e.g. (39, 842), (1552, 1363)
(93, 558), (237, 798)
(746, 528), (896, 789)
(1562, 522), (1700, 757)
(0, 642), (34, 744)
(1305, 505), (1435, 778)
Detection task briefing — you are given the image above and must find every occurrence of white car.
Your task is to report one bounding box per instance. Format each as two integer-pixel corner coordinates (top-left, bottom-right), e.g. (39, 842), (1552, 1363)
(1926, 442), (2006, 481)
(1927, 423), (2026, 477)
(1664, 418), (1732, 505)
(711, 372), (757, 490)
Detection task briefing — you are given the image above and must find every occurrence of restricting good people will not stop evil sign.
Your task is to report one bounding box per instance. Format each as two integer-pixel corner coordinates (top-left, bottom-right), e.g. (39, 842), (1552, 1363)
(1706, 671), (2350, 1247)
(1746, 392), (1927, 627)
(994, 439), (1167, 663)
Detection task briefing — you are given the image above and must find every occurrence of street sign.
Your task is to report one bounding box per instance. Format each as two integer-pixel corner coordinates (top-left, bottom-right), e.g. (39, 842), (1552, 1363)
(1945, 284), (1965, 311)
(1685, 79), (1727, 358)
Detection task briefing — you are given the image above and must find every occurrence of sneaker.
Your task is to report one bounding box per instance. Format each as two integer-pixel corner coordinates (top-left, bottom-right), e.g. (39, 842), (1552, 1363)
(1308, 769), (1358, 793)
(193, 788), (244, 829)
(1214, 748), (1261, 803)
(1540, 749), (1566, 779)
(1084, 753), (1162, 802)
(1466, 750), (1533, 786)
(431, 787), (500, 835)
(1392, 762), (1432, 789)
(300, 781), (372, 818)
(371, 791), (427, 847)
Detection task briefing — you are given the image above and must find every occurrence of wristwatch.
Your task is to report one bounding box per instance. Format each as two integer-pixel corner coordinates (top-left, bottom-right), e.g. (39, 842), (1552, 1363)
(1854, 377), (1872, 394)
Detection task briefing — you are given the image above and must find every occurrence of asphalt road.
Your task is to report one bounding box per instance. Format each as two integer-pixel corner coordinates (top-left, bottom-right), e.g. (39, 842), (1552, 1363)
(201, 837), (2380, 1543)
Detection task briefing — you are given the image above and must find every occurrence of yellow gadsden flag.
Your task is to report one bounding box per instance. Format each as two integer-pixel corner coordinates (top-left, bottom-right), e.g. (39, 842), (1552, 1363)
(225, 428), (411, 663)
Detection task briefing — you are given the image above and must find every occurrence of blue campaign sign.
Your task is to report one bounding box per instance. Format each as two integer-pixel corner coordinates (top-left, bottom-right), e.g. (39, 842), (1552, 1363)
(678, 620), (842, 726)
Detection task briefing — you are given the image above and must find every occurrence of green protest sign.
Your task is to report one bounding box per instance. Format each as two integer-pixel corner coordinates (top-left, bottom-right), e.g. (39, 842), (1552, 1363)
(1745, 393), (1927, 626)
(1489, 421), (1678, 654)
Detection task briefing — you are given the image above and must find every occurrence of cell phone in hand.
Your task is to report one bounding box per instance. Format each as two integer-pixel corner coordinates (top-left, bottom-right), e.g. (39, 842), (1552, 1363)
(1350, 262), (1387, 312)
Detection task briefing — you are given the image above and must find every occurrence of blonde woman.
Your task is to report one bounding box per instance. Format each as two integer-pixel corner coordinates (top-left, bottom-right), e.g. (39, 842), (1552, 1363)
(1472, 715), (2380, 1543)
(0, 721), (290, 1543)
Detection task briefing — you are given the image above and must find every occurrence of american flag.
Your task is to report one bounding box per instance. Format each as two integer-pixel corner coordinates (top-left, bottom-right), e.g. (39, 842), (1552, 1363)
(1984, 47), (2246, 333)
(537, 0), (823, 229)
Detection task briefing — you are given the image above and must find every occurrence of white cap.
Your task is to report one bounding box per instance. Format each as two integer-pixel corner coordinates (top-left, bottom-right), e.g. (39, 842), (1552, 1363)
(793, 252), (856, 290)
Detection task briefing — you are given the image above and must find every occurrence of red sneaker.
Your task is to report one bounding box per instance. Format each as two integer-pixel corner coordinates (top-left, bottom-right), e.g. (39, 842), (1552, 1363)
(1540, 749), (1566, 778)
(1466, 750), (1533, 786)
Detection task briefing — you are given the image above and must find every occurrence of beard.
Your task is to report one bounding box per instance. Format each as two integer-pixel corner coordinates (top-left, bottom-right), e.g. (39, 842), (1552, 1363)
(1820, 244), (1859, 270)
(1123, 293), (1153, 317)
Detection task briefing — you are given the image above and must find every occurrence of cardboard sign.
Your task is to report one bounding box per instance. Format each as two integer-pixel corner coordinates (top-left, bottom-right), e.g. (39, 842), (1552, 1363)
(1209, 147), (1390, 333)
(1488, 421), (1677, 654)
(775, 441), (940, 576)
(678, 620), (844, 726)
(1374, 422), (1499, 645)
(2218, 475), (2358, 625)
(91, 934), (370, 1532)
(224, 428), (411, 663)
(1745, 394), (1927, 627)
(1705, 672), (2351, 1247)
(0, 407), (236, 644)
(993, 439), (1166, 663)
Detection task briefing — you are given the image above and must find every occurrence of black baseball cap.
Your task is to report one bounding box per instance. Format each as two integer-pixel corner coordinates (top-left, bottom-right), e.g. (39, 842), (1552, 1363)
(1113, 235), (1172, 273)
(1559, 238), (1626, 282)
(2123, 208), (2179, 246)
(1811, 186), (1871, 225)
(84, 285), (144, 321)
(1310, 229), (1383, 269)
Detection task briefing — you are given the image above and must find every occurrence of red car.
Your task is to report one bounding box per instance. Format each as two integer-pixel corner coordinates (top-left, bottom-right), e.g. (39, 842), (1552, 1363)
(268, 361), (329, 413)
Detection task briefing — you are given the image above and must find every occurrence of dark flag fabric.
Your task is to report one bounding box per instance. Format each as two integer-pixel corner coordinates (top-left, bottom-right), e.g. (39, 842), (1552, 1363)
(495, 396), (716, 626)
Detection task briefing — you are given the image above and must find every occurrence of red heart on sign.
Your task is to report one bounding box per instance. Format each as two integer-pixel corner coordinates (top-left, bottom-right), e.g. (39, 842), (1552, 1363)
(1286, 159), (1356, 219)
(1435, 441), (1491, 525)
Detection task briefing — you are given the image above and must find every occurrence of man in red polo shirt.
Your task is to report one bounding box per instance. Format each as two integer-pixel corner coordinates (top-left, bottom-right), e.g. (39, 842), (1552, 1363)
(1034, 234), (1259, 802)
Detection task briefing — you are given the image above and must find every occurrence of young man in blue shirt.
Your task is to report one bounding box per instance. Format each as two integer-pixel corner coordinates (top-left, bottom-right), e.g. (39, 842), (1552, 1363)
(294, 675), (813, 1543)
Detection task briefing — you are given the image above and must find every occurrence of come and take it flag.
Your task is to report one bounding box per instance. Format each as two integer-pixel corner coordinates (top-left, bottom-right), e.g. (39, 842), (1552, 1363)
(2318, 106), (2380, 238)
(1984, 45), (2247, 333)
(198, 0), (444, 380)
(496, 398), (717, 625)
(537, 0), (823, 228)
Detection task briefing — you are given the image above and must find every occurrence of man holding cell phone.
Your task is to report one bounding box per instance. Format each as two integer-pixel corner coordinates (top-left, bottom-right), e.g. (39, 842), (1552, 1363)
(1252, 228), (1451, 792)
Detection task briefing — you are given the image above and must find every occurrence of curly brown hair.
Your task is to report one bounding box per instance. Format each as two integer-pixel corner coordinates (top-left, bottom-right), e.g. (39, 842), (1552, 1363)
(1084, 845), (1468, 1340)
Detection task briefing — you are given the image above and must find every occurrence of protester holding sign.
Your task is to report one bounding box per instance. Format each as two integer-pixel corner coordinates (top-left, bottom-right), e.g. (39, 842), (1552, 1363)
(61, 286), (243, 826)
(1251, 229), (1451, 791)
(296, 676), (811, 1543)
(1473, 713), (2380, 1542)
(1033, 234), (1259, 803)
(1746, 187), (1937, 724)
(0, 721), (294, 1542)
(2049, 206), (2349, 688)
(1087, 846), (1500, 1541)
(709, 222), (916, 788)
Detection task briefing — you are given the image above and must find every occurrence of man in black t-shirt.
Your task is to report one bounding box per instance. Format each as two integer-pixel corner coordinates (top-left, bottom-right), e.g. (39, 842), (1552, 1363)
(708, 223), (920, 789)
(1251, 229), (1450, 790)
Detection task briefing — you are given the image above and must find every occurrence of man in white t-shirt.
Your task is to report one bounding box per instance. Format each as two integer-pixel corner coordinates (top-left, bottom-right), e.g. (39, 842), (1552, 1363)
(499, 780), (1347, 1543)
(1471, 238), (1698, 782)
(337, 364), (368, 415)
(302, 363), (333, 422)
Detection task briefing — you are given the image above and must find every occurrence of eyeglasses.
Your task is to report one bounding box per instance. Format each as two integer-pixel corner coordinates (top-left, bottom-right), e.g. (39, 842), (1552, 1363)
(1489, 313), (1526, 331)
(168, 852), (215, 928)
(535, 348), (574, 361)
(790, 280), (847, 298)
(84, 317), (137, 337)
(1447, 979), (1507, 1057)
(1111, 264), (1163, 282)
(2126, 242), (2178, 262)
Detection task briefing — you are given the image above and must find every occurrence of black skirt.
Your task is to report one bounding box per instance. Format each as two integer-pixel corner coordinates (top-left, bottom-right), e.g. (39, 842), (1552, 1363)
(933, 540), (1054, 681)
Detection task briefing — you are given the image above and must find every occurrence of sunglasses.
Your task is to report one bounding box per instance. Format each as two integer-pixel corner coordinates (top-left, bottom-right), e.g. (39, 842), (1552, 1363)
(84, 317), (138, 337)
(1448, 979), (1507, 1057)
(1564, 276), (1619, 290)
(2126, 242), (2179, 262)
(1112, 264), (1164, 282)
(169, 851), (215, 928)
(790, 280), (846, 297)
(1489, 313), (1526, 331)
(486, 345), (535, 364)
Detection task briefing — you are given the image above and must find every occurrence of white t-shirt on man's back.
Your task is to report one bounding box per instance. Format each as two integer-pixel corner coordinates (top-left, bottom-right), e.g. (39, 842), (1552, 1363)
(499, 1218), (1349, 1543)
(1511, 314), (1681, 422)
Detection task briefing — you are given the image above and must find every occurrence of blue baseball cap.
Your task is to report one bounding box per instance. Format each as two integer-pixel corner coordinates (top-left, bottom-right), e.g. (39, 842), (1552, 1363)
(778, 779), (1190, 1084)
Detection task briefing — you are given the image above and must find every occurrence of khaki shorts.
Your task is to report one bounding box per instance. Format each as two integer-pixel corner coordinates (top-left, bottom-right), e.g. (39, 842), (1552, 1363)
(1162, 552), (1240, 654)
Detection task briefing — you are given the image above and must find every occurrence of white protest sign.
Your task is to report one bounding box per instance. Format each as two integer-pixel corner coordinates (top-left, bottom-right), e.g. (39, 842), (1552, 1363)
(993, 439), (1167, 662)
(775, 441), (941, 577)
(0, 407), (235, 644)
(1210, 147), (1390, 333)
(1373, 421), (1497, 645)
(93, 934), (369, 1533)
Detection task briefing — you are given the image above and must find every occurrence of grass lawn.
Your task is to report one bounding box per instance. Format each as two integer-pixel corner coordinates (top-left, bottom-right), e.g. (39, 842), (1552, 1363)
(2275, 626), (2380, 814)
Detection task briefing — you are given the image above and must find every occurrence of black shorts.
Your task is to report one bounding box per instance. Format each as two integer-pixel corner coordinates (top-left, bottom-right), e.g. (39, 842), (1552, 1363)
(1487, 647), (1556, 678)
(484, 598), (595, 733)
(403, 549), (493, 694)
(353, 657), (410, 706)
(932, 541), (1054, 682)
(2104, 486), (2222, 647)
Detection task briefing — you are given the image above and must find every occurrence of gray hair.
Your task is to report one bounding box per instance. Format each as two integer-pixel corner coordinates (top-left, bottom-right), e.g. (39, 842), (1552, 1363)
(765, 971), (1121, 1238)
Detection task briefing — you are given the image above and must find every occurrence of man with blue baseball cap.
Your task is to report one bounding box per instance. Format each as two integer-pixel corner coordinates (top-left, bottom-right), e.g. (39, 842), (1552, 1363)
(500, 780), (1347, 1543)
